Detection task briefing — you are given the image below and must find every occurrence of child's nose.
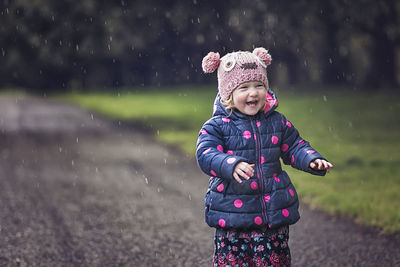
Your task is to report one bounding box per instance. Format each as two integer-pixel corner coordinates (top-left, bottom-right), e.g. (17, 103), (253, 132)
(249, 87), (257, 96)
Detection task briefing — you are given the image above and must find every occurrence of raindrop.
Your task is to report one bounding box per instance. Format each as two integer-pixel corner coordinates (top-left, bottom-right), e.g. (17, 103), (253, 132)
(75, 44), (79, 51)
(59, 146), (62, 152)
(328, 58), (333, 64)
(323, 95), (327, 102)
(91, 114), (94, 120)
(188, 194), (192, 200)
(71, 160), (74, 166)
(76, 137), (79, 143)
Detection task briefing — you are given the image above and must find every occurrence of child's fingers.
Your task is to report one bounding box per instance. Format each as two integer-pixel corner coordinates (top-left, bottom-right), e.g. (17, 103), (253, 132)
(322, 160), (328, 170)
(321, 160), (333, 170)
(318, 160), (324, 170)
(310, 159), (323, 170)
(235, 168), (250, 180)
(310, 159), (333, 172)
(319, 160), (334, 170)
(310, 161), (317, 169)
(240, 163), (254, 177)
(326, 162), (334, 173)
(233, 162), (255, 183)
(249, 164), (255, 173)
(233, 172), (242, 183)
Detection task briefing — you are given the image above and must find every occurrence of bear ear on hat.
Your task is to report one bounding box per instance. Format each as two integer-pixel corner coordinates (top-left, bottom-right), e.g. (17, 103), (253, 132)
(202, 52), (220, 73)
(253, 47), (272, 67)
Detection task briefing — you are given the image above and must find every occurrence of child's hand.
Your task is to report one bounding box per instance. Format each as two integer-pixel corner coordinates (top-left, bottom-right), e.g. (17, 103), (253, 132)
(233, 162), (255, 183)
(310, 159), (334, 172)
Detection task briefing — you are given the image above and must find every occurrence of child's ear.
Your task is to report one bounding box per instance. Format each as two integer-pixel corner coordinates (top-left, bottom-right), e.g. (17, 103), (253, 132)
(202, 52), (220, 73)
(253, 47), (272, 67)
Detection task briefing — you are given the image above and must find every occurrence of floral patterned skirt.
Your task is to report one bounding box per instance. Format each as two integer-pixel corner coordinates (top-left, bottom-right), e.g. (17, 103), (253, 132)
(213, 225), (291, 267)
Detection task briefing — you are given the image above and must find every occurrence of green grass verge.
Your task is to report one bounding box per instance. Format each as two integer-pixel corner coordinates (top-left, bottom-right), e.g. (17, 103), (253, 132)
(56, 87), (400, 233)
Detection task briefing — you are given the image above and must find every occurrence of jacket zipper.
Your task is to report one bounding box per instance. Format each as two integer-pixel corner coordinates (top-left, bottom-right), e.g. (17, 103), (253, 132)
(252, 118), (268, 225)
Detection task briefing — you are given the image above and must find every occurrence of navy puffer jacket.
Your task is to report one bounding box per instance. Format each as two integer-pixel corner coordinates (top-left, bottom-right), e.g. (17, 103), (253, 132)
(196, 89), (327, 229)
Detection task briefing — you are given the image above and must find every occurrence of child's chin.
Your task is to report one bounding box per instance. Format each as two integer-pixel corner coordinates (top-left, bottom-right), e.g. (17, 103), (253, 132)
(244, 109), (259, 116)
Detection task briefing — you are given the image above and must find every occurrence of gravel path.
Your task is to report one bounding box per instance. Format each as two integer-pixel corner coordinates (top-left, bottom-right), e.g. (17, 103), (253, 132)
(0, 95), (399, 267)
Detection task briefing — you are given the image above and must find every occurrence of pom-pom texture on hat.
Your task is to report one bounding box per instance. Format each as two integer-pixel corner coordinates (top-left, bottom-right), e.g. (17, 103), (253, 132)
(253, 47), (272, 67)
(202, 52), (220, 73)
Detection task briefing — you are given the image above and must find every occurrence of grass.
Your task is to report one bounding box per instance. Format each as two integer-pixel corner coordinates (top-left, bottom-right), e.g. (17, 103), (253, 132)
(56, 86), (400, 233)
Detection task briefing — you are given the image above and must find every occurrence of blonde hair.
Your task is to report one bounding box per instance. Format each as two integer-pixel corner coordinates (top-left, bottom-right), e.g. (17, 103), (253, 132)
(220, 94), (235, 116)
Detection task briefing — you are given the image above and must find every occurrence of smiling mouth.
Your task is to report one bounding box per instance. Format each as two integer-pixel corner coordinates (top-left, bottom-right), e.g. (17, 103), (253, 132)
(246, 100), (259, 107)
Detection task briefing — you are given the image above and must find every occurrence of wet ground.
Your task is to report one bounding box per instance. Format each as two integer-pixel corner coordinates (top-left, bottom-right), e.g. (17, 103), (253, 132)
(0, 95), (399, 267)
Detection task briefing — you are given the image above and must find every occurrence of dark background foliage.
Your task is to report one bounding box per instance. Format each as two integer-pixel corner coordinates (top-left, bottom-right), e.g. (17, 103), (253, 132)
(1, 0), (399, 92)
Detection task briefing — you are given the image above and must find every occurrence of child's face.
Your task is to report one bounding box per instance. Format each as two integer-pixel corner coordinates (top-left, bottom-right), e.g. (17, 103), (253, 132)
(232, 81), (267, 116)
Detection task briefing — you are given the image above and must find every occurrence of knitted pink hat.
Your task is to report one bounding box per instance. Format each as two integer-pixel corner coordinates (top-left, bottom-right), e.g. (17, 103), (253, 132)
(202, 47), (272, 101)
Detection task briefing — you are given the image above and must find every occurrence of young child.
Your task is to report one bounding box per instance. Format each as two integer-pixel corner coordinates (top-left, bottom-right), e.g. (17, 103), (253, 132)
(196, 47), (333, 266)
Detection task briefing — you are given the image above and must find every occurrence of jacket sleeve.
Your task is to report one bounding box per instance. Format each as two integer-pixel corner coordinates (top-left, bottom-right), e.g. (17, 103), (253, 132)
(196, 118), (248, 180)
(279, 114), (327, 176)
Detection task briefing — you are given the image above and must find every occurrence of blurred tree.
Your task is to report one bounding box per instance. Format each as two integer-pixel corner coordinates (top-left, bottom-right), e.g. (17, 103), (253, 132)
(0, 0), (399, 92)
(346, 0), (400, 88)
